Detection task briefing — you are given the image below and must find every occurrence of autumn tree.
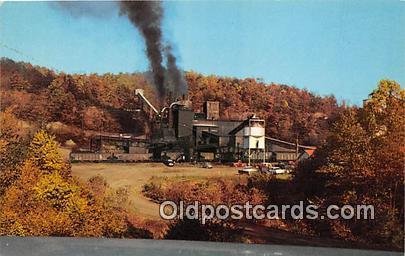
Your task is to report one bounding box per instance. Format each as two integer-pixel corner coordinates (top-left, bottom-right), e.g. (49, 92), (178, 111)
(0, 161), (130, 237)
(185, 71), (340, 144)
(0, 109), (29, 194)
(1, 58), (342, 146)
(9, 72), (31, 91)
(27, 130), (67, 176)
(294, 80), (404, 248)
(0, 130), (148, 238)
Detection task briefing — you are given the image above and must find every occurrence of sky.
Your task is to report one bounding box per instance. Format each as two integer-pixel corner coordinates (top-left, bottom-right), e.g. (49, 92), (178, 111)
(0, 1), (404, 105)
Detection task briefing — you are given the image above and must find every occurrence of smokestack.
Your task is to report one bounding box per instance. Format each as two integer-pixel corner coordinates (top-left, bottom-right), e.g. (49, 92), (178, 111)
(120, 1), (166, 101)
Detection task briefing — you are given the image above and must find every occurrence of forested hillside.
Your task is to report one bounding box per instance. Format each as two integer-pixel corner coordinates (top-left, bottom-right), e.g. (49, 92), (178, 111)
(1, 57), (403, 249)
(1, 57), (342, 146)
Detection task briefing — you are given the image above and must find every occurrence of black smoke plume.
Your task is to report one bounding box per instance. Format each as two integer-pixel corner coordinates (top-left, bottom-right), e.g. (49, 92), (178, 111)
(120, 1), (166, 101)
(52, 1), (187, 102)
(165, 45), (187, 97)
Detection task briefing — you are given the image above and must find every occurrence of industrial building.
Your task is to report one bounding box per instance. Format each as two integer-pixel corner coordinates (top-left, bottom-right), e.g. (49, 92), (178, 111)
(70, 89), (315, 163)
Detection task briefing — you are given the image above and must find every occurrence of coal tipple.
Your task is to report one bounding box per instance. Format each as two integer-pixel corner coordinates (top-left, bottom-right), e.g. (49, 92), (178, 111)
(70, 89), (315, 163)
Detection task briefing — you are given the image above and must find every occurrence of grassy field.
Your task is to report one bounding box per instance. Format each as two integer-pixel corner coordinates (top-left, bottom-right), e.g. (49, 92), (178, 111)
(72, 162), (239, 219)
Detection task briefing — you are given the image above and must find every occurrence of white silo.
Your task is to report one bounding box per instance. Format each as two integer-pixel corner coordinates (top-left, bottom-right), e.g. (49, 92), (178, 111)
(242, 116), (265, 165)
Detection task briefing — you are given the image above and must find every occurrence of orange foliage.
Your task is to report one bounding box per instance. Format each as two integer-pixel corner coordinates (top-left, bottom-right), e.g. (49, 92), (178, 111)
(1, 58), (342, 146)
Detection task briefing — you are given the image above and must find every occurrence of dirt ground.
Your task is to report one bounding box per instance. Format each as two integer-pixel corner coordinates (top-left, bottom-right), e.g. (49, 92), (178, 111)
(72, 162), (238, 219)
(71, 163), (384, 250)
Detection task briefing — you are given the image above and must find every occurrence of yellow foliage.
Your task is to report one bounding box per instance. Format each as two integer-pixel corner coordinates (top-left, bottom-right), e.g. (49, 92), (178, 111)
(34, 172), (87, 213)
(27, 130), (66, 174)
(0, 130), (145, 238)
(0, 162), (129, 237)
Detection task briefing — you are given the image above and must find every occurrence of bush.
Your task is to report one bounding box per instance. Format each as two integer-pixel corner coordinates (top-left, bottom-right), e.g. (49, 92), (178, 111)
(143, 177), (266, 206)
